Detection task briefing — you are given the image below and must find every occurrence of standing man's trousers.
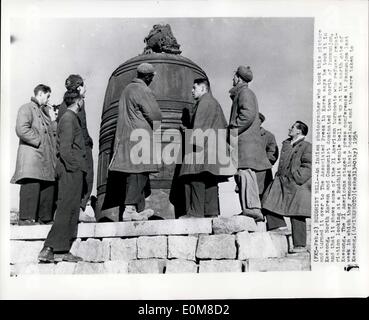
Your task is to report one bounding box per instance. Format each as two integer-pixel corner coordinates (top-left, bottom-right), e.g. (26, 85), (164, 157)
(80, 146), (94, 211)
(183, 173), (219, 217)
(44, 161), (83, 252)
(19, 179), (55, 223)
(124, 173), (149, 213)
(265, 211), (307, 247)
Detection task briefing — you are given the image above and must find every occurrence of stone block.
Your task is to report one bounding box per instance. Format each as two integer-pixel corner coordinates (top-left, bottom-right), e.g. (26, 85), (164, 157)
(10, 224), (95, 240)
(10, 265), (17, 277)
(55, 262), (77, 274)
(12, 263), (56, 275)
(269, 233), (289, 256)
(93, 219), (212, 238)
(73, 239), (110, 262)
(10, 210), (19, 225)
(247, 257), (311, 272)
(199, 260), (242, 273)
(165, 259), (198, 273)
(212, 215), (257, 234)
(236, 232), (288, 259)
(255, 221), (267, 232)
(10, 240), (44, 264)
(168, 236), (197, 261)
(10, 219), (213, 240)
(137, 236), (167, 259)
(218, 178), (242, 217)
(196, 235), (236, 259)
(307, 218), (311, 230)
(128, 259), (166, 274)
(74, 262), (105, 274)
(104, 261), (129, 273)
(70, 238), (82, 256)
(285, 217), (292, 231)
(109, 238), (137, 261)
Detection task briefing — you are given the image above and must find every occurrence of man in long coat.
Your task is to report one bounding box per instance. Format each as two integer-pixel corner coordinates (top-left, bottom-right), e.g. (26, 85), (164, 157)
(179, 78), (230, 218)
(262, 121), (312, 253)
(38, 93), (86, 263)
(57, 74), (95, 222)
(11, 84), (56, 225)
(109, 63), (162, 221)
(228, 66), (272, 221)
(257, 112), (279, 196)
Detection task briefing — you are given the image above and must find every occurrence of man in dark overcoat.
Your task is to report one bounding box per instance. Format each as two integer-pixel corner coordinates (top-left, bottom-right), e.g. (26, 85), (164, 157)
(178, 78), (230, 218)
(11, 84), (56, 225)
(57, 74), (95, 222)
(38, 92), (87, 263)
(109, 63), (162, 221)
(228, 66), (272, 221)
(262, 121), (312, 253)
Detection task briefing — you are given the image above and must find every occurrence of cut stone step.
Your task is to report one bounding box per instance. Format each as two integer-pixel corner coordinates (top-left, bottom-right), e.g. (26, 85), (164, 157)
(237, 231), (288, 259)
(168, 236), (198, 261)
(199, 260), (243, 273)
(246, 256), (311, 272)
(128, 259), (166, 274)
(10, 219), (212, 240)
(196, 234), (237, 259)
(165, 259), (198, 273)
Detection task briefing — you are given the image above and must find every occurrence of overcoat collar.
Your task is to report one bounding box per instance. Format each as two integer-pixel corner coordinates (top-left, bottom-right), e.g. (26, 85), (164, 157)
(132, 78), (148, 87)
(229, 82), (248, 99)
(284, 136), (305, 148)
(196, 92), (210, 104)
(31, 97), (41, 107)
(291, 135), (305, 147)
(31, 96), (50, 117)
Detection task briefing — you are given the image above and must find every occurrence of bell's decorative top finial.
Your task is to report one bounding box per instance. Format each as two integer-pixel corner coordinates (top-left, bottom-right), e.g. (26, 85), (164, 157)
(143, 24), (182, 55)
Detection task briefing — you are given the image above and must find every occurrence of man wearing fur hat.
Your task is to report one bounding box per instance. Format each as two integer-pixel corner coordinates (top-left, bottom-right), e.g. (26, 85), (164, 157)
(228, 66), (272, 221)
(57, 74), (95, 222)
(109, 63), (162, 221)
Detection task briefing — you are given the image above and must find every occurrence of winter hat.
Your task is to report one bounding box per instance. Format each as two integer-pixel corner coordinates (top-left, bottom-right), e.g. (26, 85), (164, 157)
(65, 74), (84, 91)
(236, 65), (253, 82)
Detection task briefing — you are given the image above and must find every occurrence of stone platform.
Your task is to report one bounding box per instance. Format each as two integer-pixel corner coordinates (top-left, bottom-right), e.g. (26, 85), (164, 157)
(10, 215), (310, 275)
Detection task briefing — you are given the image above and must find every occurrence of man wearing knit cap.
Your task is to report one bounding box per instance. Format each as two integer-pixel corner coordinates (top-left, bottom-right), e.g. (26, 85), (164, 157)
(228, 65), (272, 221)
(57, 74), (95, 222)
(109, 62), (162, 221)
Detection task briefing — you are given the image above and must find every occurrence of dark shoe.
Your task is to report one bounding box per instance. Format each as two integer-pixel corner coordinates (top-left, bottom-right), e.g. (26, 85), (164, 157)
(18, 219), (39, 226)
(290, 246), (307, 254)
(148, 215), (165, 220)
(62, 252), (83, 263)
(38, 246), (54, 263)
(270, 226), (291, 235)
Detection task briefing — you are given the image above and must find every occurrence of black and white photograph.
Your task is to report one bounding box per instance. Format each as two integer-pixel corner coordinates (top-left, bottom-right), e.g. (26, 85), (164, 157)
(1, 0), (368, 300)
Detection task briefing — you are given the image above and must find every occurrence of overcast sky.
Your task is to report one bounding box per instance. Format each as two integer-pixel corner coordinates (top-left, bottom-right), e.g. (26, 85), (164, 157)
(7, 17), (313, 209)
